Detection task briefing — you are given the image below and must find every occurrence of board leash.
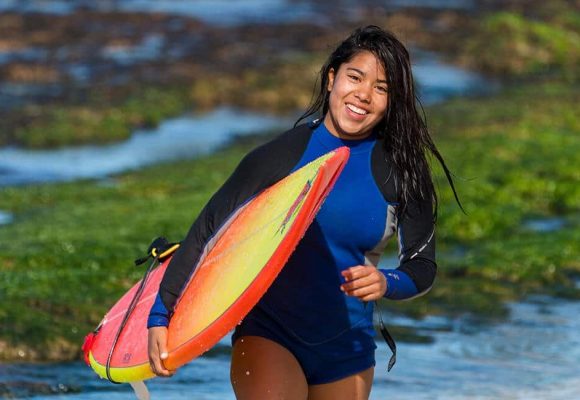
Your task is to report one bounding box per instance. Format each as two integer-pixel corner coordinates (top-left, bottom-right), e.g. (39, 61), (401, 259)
(375, 301), (397, 371)
(105, 254), (160, 383)
(101, 237), (180, 383)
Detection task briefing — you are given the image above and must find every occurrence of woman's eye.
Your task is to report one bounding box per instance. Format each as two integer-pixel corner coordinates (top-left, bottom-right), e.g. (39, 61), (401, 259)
(348, 74), (361, 82)
(376, 86), (389, 93)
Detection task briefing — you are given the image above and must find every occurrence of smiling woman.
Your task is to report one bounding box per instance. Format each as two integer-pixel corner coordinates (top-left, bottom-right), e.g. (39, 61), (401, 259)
(147, 25), (461, 400)
(324, 51), (389, 140)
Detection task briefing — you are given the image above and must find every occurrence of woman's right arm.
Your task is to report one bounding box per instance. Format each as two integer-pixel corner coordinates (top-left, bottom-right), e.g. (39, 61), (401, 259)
(148, 326), (173, 377)
(146, 125), (313, 375)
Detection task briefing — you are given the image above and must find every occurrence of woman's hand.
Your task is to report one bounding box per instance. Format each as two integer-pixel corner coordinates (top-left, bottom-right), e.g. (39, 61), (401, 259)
(148, 326), (175, 377)
(340, 265), (387, 301)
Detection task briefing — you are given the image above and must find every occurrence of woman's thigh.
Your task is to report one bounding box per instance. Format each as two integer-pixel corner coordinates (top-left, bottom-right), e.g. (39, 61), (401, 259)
(231, 335), (308, 400)
(307, 367), (374, 400)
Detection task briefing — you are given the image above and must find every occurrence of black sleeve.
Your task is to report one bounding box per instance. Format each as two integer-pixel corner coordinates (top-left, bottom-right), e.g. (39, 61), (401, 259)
(158, 124), (313, 315)
(371, 139), (437, 295)
(396, 199), (437, 294)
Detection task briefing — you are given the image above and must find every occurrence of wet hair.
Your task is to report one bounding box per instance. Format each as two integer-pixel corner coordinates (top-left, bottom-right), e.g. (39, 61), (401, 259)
(296, 25), (462, 217)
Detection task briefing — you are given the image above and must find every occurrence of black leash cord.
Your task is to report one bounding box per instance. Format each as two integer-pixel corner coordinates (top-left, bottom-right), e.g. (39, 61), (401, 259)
(106, 256), (159, 383)
(376, 301), (397, 371)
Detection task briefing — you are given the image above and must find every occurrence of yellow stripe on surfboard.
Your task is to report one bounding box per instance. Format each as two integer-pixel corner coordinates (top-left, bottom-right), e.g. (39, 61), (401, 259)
(89, 351), (155, 382)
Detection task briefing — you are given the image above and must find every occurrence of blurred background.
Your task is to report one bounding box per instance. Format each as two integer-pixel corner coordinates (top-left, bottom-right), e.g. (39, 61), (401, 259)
(0, 0), (578, 399)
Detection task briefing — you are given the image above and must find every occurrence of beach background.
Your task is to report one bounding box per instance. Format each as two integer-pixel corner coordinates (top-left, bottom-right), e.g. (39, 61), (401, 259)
(0, 0), (578, 398)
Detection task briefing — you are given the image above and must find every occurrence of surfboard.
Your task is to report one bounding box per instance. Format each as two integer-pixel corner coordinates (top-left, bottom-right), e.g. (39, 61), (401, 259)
(84, 147), (350, 383)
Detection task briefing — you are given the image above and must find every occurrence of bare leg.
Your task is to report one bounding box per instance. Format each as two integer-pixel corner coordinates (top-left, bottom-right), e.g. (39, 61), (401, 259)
(307, 367), (374, 400)
(231, 336), (308, 400)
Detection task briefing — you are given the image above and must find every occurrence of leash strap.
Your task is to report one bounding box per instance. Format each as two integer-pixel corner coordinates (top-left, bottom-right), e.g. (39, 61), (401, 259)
(376, 301), (397, 371)
(106, 256), (159, 383)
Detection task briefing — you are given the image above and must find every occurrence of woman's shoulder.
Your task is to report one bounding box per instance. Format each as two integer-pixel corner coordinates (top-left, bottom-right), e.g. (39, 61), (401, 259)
(244, 122), (314, 161)
(268, 121), (316, 148)
(234, 122), (315, 178)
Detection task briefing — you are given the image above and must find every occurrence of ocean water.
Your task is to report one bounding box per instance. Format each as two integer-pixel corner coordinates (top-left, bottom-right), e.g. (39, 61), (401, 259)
(2, 297), (579, 399)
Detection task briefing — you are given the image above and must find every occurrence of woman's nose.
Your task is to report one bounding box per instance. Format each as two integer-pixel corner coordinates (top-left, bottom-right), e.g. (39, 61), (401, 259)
(355, 84), (372, 103)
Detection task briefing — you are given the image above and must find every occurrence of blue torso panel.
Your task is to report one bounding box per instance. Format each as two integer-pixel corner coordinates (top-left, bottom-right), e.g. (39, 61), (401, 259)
(258, 123), (390, 343)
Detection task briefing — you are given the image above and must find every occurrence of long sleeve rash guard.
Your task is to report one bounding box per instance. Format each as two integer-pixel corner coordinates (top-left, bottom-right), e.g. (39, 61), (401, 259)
(148, 121), (436, 340)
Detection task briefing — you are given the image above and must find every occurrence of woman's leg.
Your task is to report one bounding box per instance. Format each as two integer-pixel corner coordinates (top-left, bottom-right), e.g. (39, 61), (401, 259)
(231, 335), (309, 400)
(307, 367), (374, 400)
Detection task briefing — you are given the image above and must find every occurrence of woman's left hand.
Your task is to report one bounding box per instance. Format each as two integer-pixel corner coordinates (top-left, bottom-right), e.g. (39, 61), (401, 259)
(340, 265), (387, 301)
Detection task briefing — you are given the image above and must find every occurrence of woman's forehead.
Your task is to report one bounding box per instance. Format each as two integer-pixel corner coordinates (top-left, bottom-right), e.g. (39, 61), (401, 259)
(340, 51), (387, 79)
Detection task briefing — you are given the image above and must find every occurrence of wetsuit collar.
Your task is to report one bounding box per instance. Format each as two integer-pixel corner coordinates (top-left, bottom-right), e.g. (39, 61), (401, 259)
(313, 120), (377, 154)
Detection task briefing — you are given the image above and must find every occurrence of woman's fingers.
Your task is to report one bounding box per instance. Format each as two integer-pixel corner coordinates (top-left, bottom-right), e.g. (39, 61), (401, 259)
(340, 265), (387, 301)
(340, 266), (381, 291)
(341, 273), (376, 290)
(148, 327), (175, 377)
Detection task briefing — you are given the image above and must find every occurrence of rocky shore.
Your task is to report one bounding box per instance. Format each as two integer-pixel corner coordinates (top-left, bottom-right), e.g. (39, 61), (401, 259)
(2, 0), (575, 148)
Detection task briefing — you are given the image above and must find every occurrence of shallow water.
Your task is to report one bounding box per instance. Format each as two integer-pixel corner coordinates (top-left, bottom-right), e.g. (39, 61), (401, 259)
(522, 217), (567, 233)
(372, 297), (580, 399)
(412, 50), (490, 104)
(0, 210), (13, 225)
(0, 108), (288, 187)
(1, 296), (578, 399)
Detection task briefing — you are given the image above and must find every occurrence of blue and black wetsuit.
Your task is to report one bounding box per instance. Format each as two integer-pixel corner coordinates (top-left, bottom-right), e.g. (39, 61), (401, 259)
(149, 120), (436, 384)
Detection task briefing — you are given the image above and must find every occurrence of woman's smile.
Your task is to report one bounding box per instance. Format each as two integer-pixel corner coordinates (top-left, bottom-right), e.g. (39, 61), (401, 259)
(324, 50), (389, 140)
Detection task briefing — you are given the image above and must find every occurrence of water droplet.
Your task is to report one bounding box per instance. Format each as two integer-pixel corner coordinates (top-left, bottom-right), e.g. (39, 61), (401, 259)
(240, 339), (244, 343)
(241, 352), (245, 356)
(245, 370), (250, 376)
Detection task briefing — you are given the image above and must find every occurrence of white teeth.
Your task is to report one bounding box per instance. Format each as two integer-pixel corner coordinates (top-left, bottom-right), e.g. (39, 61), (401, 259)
(346, 104), (367, 115)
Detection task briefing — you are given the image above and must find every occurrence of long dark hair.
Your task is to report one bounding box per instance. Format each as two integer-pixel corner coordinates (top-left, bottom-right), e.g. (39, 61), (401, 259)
(296, 25), (462, 217)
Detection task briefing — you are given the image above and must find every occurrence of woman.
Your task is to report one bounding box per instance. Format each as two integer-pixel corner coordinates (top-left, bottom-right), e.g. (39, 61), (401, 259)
(148, 25), (459, 399)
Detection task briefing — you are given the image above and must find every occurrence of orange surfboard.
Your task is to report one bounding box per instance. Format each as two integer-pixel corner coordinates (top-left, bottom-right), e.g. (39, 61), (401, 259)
(84, 147), (349, 382)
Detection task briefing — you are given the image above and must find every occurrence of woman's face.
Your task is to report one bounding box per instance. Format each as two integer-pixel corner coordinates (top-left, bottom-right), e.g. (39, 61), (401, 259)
(324, 50), (389, 140)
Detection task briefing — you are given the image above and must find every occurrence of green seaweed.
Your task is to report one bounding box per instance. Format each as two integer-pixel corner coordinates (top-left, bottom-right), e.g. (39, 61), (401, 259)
(463, 10), (580, 79)
(7, 86), (191, 149)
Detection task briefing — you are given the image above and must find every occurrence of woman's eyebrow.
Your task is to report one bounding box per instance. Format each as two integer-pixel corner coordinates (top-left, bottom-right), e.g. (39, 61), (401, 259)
(346, 67), (388, 84)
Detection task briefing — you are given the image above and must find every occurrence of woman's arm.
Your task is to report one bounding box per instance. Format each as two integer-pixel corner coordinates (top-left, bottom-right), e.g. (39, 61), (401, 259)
(381, 198), (436, 300)
(148, 124), (313, 328)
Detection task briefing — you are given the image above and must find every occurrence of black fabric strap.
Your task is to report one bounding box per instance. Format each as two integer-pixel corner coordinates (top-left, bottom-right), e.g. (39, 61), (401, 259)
(135, 237), (180, 266)
(375, 301), (397, 371)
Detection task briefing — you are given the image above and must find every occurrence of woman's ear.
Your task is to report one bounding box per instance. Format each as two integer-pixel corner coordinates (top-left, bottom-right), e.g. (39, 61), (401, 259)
(327, 68), (335, 91)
